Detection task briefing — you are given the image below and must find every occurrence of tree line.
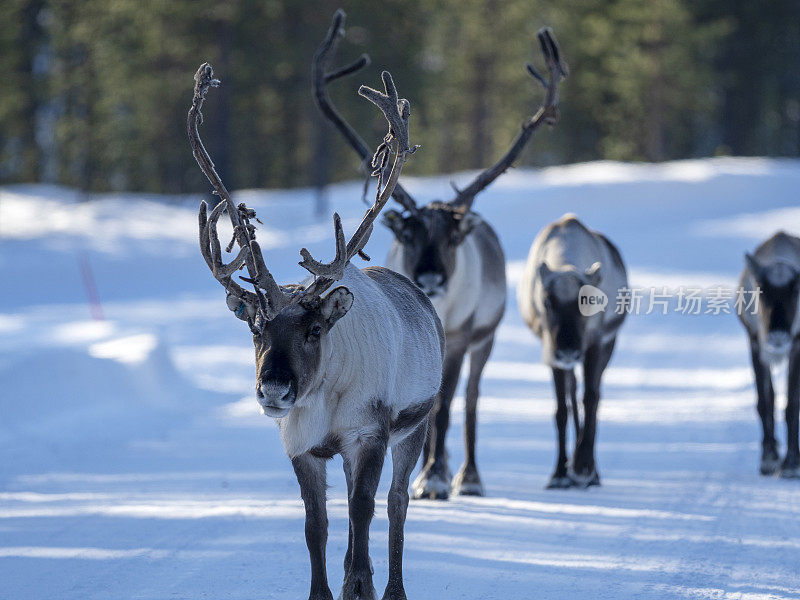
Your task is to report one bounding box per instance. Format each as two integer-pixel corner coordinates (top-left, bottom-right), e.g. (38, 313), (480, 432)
(1, 0), (799, 194)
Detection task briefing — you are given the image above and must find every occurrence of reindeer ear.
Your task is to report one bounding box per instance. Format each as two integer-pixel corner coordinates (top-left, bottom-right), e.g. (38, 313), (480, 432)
(458, 211), (480, 237)
(538, 262), (553, 284)
(382, 210), (405, 237)
(745, 253), (764, 283)
(226, 293), (256, 322)
(584, 262), (602, 286)
(320, 286), (353, 327)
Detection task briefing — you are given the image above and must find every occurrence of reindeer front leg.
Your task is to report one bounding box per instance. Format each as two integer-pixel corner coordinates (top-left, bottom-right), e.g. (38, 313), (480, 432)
(782, 340), (800, 478)
(749, 337), (779, 474)
(413, 339), (467, 500)
(571, 339), (615, 488)
(292, 453), (333, 600)
(341, 435), (388, 600)
(384, 422), (426, 600)
(548, 367), (572, 489)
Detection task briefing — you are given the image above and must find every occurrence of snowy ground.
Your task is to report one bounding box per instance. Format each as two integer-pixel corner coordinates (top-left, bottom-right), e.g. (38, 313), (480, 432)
(2, 158), (800, 599)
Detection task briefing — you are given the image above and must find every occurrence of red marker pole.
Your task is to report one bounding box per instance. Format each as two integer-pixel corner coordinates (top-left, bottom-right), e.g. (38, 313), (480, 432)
(78, 251), (104, 321)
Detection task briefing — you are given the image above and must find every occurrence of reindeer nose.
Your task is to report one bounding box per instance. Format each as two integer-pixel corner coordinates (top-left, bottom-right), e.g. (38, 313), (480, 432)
(258, 380), (294, 404)
(257, 379), (296, 418)
(555, 349), (581, 364)
(415, 272), (444, 295)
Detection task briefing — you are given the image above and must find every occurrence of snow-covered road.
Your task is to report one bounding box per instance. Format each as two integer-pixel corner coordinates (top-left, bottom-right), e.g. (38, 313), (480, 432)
(2, 159), (800, 599)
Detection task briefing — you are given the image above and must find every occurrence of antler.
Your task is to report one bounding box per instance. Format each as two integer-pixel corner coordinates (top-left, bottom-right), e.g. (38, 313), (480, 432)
(313, 9), (418, 214)
(189, 63), (288, 322)
(301, 71), (418, 300)
(450, 27), (567, 210)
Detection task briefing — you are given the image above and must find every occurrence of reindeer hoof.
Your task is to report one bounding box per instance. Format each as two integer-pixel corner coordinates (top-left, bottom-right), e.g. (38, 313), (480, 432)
(452, 480), (484, 496)
(760, 451), (781, 476)
(779, 462), (800, 479)
(545, 474), (572, 489)
(411, 468), (450, 500)
(568, 467), (600, 488)
(339, 573), (377, 600)
(381, 585), (407, 600)
(451, 464), (484, 496)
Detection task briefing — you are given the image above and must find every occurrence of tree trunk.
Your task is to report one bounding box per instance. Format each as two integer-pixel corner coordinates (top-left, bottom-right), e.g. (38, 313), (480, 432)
(18, 0), (45, 182)
(470, 51), (492, 168)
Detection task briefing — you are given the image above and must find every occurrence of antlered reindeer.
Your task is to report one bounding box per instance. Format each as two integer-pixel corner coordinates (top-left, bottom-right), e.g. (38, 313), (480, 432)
(313, 10), (567, 499)
(739, 232), (800, 478)
(518, 214), (628, 488)
(189, 62), (444, 600)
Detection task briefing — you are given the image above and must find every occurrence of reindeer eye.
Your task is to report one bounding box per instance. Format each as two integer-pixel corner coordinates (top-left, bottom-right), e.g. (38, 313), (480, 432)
(309, 325), (322, 338)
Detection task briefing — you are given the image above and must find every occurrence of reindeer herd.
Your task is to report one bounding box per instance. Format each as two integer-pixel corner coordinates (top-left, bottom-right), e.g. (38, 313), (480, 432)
(187, 10), (800, 600)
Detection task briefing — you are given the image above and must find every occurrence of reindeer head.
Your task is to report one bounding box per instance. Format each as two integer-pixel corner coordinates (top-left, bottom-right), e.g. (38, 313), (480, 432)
(313, 12), (567, 299)
(382, 203), (479, 297)
(746, 253), (800, 357)
(537, 262), (602, 369)
(250, 288), (351, 416)
(189, 59), (416, 417)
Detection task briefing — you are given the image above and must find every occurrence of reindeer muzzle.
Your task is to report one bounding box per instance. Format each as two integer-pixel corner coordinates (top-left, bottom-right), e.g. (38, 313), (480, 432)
(257, 380), (297, 418)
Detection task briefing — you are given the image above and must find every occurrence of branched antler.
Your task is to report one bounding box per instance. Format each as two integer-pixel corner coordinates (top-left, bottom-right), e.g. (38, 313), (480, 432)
(313, 9), (419, 214)
(189, 63), (288, 322)
(301, 71), (418, 300)
(450, 27), (567, 210)
(298, 212), (348, 280)
(199, 200), (250, 279)
(191, 55), (415, 320)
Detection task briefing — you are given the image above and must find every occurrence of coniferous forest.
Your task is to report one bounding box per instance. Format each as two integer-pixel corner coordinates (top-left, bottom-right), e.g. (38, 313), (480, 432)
(2, 0), (799, 194)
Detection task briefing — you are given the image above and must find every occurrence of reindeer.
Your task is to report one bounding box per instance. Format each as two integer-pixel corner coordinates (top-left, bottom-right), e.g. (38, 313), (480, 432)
(313, 10), (567, 499)
(518, 214), (627, 488)
(739, 232), (800, 479)
(189, 61), (444, 600)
